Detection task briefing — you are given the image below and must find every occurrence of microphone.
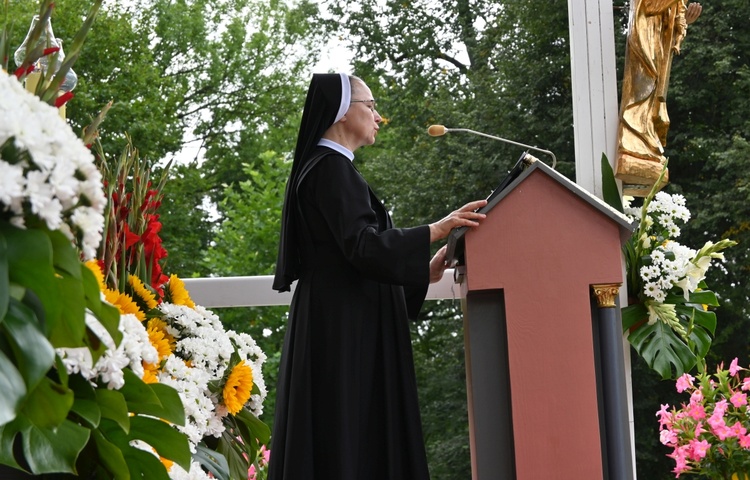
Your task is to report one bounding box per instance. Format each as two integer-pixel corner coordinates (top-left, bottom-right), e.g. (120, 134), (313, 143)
(427, 124), (557, 169)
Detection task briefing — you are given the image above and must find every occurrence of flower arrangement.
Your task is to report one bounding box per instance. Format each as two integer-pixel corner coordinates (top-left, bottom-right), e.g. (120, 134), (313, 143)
(657, 359), (750, 478)
(1, 2), (269, 478)
(609, 163), (736, 379)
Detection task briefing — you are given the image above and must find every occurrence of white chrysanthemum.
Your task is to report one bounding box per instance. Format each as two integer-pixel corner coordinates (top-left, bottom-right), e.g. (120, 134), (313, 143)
(168, 460), (213, 480)
(0, 73), (104, 259)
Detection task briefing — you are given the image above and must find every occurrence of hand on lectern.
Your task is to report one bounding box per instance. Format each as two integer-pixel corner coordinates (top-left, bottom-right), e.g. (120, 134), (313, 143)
(429, 245), (449, 283)
(428, 199), (487, 242)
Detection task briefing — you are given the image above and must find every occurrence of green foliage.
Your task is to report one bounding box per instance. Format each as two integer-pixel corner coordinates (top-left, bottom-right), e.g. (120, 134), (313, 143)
(0, 222), (189, 478)
(411, 303), (471, 480)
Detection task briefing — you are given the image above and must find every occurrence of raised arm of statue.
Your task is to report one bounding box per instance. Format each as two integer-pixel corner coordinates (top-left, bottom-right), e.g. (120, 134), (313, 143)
(615, 0), (702, 196)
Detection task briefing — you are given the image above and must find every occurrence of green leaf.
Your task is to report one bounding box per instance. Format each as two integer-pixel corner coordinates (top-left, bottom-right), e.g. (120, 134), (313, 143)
(81, 265), (122, 347)
(236, 407), (271, 445)
(627, 318), (697, 379)
(677, 305), (717, 358)
(49, 230), (83, 279)
(665, 289), (720, 307)
(0, 230), (9, 320)
(128, 416), (191, 471)
(621, 303), (648, 332)
(2, 298), (55, 392)
(217, 432), (249, 480)
(600, 153), (624, 213)
(52, 269), (87, 349)
(120, 370), (185, 426)
(194, 443), (230, 480)
(0, 419), (25, 470)
(0, 349), (25, 427)
(69, 373), (102, 428)
(143, 383), (186, 426)
(91, 429), (129, 480)
(20, 377), (73, 429)
(0, 224), (59, 337)
(95, 389), (130, 434)
(21, 417), (90, 474)
(122, 446), (171, 480)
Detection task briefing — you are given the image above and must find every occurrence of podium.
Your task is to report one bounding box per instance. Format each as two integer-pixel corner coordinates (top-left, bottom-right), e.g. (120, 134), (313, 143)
(447, 155), (635, 479)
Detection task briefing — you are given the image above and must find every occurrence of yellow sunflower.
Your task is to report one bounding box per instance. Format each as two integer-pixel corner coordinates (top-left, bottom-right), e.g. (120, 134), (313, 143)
(128, 274), (158, 310)
(142, 361), (160, 384)
(167, 274), (195, 309)
(222, 361), (254, 415)
(84, 259), (107, 291)
(146, 318), (175, 360)
(103, 288), (145, 321)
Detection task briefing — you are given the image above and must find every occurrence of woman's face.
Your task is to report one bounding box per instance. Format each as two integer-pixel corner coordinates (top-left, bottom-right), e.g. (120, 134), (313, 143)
(344, 81), (382, 149)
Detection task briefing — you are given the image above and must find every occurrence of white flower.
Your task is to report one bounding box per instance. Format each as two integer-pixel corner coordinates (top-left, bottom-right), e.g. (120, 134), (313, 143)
(0, 73), (104, 259)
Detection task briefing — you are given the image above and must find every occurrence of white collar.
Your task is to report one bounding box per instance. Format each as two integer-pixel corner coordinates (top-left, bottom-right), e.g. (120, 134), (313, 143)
(318, 138), (354, 161)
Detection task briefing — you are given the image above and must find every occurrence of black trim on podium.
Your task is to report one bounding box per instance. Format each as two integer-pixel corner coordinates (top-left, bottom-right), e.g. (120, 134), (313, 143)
(592, 294), (635, 480)
(463, 289), (516, 479)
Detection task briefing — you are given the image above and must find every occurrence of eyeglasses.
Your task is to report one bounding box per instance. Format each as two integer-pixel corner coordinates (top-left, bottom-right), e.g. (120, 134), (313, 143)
(350, 99), (377, 112)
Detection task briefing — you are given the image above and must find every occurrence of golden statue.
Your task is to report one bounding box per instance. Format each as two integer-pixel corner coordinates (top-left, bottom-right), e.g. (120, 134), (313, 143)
(615, 1), (702, 196)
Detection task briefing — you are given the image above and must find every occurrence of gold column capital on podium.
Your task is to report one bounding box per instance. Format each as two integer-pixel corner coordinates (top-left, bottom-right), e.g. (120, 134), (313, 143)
(592, 283), (622, 308)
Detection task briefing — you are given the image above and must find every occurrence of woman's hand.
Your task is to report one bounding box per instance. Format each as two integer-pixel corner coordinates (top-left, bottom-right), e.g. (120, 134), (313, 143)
(428, 199), (488, 242)
(429, 245), (449, 283)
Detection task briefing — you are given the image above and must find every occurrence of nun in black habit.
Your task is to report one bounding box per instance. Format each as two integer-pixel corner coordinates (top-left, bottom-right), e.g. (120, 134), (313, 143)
(269, 73), (487, 480)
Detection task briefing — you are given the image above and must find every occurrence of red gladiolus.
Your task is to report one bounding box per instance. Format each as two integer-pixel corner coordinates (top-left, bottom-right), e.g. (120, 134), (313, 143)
(123, 223), (141, 249)
(14, 64), (35, 80)
(42, 46), (60, 56)
(55, 91), (74, 108)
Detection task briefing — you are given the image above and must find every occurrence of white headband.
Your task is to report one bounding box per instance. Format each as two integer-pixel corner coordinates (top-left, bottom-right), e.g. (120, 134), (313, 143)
(334, 73), (351, 124)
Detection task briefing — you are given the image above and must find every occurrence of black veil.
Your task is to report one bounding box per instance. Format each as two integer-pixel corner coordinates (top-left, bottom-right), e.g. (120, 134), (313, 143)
(272, 73), (351, 292)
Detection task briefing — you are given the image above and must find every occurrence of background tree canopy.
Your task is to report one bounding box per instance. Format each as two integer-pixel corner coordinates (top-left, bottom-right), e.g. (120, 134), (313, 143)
(3, 0), (747, 478)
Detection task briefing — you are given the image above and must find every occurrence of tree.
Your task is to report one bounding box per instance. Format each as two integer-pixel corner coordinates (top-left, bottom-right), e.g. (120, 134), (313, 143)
(3, 0), (326, 277)
(329, 0), (748, 477)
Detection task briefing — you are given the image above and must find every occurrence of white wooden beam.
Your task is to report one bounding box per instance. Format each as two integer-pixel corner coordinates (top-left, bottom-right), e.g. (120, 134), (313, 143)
(568, 0), (620, 197)
(183, 268), (462, 308)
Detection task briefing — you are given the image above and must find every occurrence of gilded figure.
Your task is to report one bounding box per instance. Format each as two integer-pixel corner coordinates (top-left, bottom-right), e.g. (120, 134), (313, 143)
(616, 0), (702, 195)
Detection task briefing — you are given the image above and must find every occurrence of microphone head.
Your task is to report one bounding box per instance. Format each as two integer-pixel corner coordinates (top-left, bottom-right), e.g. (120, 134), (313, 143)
(427, 124), (447, 137)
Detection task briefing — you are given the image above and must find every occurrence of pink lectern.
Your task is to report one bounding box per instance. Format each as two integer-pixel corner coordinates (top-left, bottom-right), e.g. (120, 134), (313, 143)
(447, 156), (634, 480)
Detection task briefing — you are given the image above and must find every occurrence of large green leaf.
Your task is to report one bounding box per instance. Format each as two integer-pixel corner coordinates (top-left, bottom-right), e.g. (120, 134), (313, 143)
(129, 416), (191, 471)
(95, 388), (130, 433)
(0, 224), (60, 334)
(2, 298), (55, 392)
(237, 407), (271, 445)
(49, 230), (83, 279)
(99, 418), (171, 480)
(0, 419), (25, 470)
(120, 370), (185, 426)
(3, 414), (90, 475)
(81, 265), (122, 347)
(665, 289), (720, 308)
(0, 229), (8, 319)
(123, 446), (171, 480)
(621, 303), (648, 332)
(91, 429), (129, 480)
(20, 377), (73, 429)
(627, 318), (697, 379)
(194, 443), (230, 480)
(677, 304), (717, 358)
(51, 268), (87, 349)
(0, 349), (25, 427)
(600, 153), (624, 213)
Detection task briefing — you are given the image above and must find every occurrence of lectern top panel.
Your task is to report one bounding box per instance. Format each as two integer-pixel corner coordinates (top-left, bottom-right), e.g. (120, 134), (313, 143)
(445, 152), (535, 264)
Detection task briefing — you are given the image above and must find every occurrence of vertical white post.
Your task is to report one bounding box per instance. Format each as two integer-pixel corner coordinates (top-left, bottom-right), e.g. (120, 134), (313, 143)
(568, 0), (620, 196)
(568, 1), (637, 478)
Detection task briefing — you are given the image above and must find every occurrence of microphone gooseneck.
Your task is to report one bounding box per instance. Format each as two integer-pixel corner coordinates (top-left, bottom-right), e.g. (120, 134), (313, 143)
(426, 125), (557, 169)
